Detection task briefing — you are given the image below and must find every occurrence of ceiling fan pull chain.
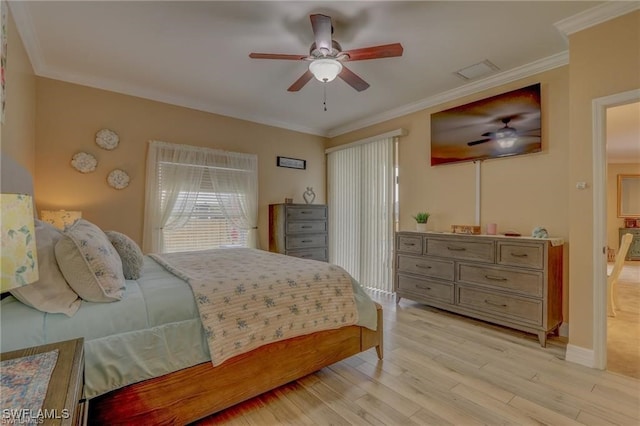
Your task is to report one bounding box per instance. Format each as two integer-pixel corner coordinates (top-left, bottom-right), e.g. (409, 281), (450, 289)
(323, 84), (328, 111)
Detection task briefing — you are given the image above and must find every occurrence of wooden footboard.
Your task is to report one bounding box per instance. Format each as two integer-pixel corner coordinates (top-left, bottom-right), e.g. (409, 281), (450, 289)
(88, 303), (382, 424)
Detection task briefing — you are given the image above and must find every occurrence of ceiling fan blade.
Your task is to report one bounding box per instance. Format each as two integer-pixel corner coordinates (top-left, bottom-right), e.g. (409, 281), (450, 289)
(342, 43), (404, 61)
(287, 70), (314, 92)
(338, 66), (370, 92)
(467, 138), (492, 146)
(249, 53), (308, 60)
(310, 14), (333, 54)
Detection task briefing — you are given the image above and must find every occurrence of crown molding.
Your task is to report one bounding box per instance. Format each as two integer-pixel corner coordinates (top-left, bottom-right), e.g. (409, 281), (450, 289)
(8, 1), (45, 74)
(326, 51), (569, 138)
(8, 2), (326, 137)
(554, 1), (640, 37)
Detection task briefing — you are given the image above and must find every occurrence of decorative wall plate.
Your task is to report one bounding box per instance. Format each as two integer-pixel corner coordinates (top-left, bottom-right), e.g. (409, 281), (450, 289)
(71, 152), (97, 173)
(96, 128), (119, 150)
(107, 169), (130, 189)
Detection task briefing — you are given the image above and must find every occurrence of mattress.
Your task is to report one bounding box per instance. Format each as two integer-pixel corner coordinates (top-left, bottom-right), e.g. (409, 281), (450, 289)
(0, 255), (377, 399)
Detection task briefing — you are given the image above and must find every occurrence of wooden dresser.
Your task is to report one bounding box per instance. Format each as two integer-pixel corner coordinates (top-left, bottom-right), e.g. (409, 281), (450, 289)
(619, 228), (640, 260)
(395, 232), (563, 347)
(269, 203), (328, 262)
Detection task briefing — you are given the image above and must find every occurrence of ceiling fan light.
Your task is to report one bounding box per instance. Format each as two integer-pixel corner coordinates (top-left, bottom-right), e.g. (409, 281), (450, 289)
(497, 137), (517, 149)
(495, 126), (517, 148)
(309, 59), (343, 82)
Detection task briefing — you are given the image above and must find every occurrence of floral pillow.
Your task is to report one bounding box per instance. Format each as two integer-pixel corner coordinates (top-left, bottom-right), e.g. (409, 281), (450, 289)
(105, 230), (144, 280)
(54, 219), (125, 303)
(11, 220), (81, 316)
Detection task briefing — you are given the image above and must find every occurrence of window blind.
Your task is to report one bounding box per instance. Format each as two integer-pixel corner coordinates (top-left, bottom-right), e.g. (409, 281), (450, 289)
(327, 137), (395, 293)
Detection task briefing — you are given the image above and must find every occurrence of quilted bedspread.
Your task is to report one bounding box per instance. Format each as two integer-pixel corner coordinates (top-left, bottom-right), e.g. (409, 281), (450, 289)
(149, 248), (359, 366)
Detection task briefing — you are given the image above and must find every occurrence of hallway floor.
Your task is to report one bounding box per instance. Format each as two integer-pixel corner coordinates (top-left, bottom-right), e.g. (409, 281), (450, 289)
(607, 262), (640, 379)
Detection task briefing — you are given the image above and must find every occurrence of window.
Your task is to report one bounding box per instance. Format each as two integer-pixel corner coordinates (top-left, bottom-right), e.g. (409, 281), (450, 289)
(143, 141), (258, 253)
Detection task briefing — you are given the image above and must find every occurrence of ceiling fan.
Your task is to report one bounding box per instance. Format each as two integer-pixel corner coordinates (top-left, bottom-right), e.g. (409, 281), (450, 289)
(466, 116), (540, 148)
(249, 14), (403, 92)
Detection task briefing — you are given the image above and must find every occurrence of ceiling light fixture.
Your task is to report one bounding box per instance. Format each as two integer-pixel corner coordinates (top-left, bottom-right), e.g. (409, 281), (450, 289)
(495, 127), (517, 149)
(309, 58), (343, 83)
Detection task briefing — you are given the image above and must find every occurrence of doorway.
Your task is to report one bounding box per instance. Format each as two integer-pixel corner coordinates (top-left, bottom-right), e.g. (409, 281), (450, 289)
(592, 89), (640, 372)
(604, 102), (640, 378)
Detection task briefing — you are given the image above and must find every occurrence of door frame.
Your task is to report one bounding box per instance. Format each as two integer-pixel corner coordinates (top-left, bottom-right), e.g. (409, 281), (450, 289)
(592, 88), (640, 369)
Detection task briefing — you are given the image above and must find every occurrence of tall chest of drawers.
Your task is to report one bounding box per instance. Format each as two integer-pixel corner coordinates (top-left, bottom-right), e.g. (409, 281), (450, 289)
(269, 203), (328, 262)
(395, 232), (563, 347)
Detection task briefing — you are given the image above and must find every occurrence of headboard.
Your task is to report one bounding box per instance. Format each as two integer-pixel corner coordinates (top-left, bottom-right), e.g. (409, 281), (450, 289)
(1, 155), (34, 196)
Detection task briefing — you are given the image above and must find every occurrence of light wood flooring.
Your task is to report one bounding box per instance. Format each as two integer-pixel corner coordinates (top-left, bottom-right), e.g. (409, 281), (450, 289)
(608, 262), (640, 379)
(195, 294), (640, 425)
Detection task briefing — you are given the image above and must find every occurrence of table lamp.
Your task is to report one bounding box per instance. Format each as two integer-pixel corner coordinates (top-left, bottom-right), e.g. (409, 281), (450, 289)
(40, 209), (82, 230)
(1, 194), (39, 292)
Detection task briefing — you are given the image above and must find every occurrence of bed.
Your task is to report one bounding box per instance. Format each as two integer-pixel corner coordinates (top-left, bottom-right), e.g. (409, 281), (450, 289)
(0, 156), (383, 424)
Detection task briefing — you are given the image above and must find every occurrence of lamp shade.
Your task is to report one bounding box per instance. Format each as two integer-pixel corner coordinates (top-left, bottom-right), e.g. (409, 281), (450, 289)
(41, 210), (82, 230)
(309, 58), (343, 82)
(1, 194), (39, 292)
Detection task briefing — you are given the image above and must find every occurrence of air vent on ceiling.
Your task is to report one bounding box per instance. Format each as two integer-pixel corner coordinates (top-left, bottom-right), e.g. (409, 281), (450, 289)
(454, 60), (500, 81)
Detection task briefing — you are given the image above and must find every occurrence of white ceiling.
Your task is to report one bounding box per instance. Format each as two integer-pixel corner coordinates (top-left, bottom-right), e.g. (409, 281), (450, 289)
(9, 1), (638, 141)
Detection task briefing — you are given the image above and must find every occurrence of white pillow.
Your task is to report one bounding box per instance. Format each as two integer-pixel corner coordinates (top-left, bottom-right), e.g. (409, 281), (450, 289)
(55, 219), (125, 303)
(10, 220), (81, 316)
(105, 230), (144, 280)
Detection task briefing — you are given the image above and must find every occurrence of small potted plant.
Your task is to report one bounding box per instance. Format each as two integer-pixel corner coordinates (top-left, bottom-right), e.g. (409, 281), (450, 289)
(413, 212), (430, 232)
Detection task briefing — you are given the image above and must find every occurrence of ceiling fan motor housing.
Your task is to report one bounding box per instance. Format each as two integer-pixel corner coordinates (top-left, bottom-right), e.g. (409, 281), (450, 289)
(310, 40), (343, 59)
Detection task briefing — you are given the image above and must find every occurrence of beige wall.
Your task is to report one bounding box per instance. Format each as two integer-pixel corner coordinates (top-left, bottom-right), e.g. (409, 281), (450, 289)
(568, 11), (640, 350)
(0, 7), (36, 173)
(329, 67), (572, 321)
(607, 163), (640, 251)
(34, 78), (327, 250)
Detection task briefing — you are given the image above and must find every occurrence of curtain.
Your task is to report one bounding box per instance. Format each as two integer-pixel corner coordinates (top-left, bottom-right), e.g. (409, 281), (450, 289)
(327, 137), (395, 293)
(143, 140), (258, 253)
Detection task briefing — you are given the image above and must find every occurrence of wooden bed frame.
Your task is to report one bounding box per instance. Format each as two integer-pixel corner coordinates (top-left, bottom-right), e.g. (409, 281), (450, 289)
(88, 303), (383, 424)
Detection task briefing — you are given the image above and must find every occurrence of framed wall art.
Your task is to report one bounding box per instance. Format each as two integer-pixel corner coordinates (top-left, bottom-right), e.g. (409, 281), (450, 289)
(277, 156), (306, 170)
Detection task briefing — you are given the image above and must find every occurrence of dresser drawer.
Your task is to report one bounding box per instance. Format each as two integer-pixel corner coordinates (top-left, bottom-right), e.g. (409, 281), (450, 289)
(457, 263), (543, 297)
(287, 248), (327, 262)
(457, 285), (542, 326)
(286, 221), (327, 233)
(426, 238), (494, 263)
(397, 275), (454, 304)
(497, 242), (544, 269)
(286, 234), (327, 249)
(286, 206), (326, 221)
(397, 255), (454, 281)
(397, 235), (423, 254)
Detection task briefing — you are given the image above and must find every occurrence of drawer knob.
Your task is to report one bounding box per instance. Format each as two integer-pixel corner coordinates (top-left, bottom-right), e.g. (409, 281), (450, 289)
(301, 240), (313, 243)
(301, 226), (312, 229)
(447, 246), (466, 251)
(416, 264), (432, 269)
(416, 285), (432, 291)
(484, 275), (508, 282)
(484, 299), (508, 308)
(404, 243), (416, 246)
(511, 253), (528, 258)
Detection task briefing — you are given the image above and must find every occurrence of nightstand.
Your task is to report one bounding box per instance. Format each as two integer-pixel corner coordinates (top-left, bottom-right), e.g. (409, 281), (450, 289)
(1, 338), (86, 425)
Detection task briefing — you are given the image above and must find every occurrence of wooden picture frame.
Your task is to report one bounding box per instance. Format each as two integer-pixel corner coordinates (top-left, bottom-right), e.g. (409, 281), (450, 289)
(277, 156), (306, 170)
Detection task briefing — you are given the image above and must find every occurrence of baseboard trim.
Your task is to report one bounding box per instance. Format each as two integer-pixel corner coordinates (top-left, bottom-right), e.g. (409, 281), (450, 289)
(565, 344), (596, 368)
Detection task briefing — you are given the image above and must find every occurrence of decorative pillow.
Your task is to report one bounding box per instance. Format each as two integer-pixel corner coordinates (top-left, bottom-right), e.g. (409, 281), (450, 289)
(54, 219), (125, 303)
(10, 220), (81, 317)
(105, 230), (144, 280)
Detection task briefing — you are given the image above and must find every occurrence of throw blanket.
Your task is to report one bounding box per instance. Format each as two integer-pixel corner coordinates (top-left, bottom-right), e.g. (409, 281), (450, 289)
(150, 248), (359, 366)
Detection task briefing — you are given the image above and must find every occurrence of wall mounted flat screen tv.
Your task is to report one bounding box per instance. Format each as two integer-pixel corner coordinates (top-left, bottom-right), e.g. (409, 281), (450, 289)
(430, 83), (541, 166)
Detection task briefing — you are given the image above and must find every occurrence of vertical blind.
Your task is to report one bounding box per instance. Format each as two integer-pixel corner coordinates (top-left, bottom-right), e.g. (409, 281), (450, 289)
(327, 137), (395, 293)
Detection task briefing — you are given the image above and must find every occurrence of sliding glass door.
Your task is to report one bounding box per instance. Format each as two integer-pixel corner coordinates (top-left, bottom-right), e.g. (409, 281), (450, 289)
(327, 137), (395, 293)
